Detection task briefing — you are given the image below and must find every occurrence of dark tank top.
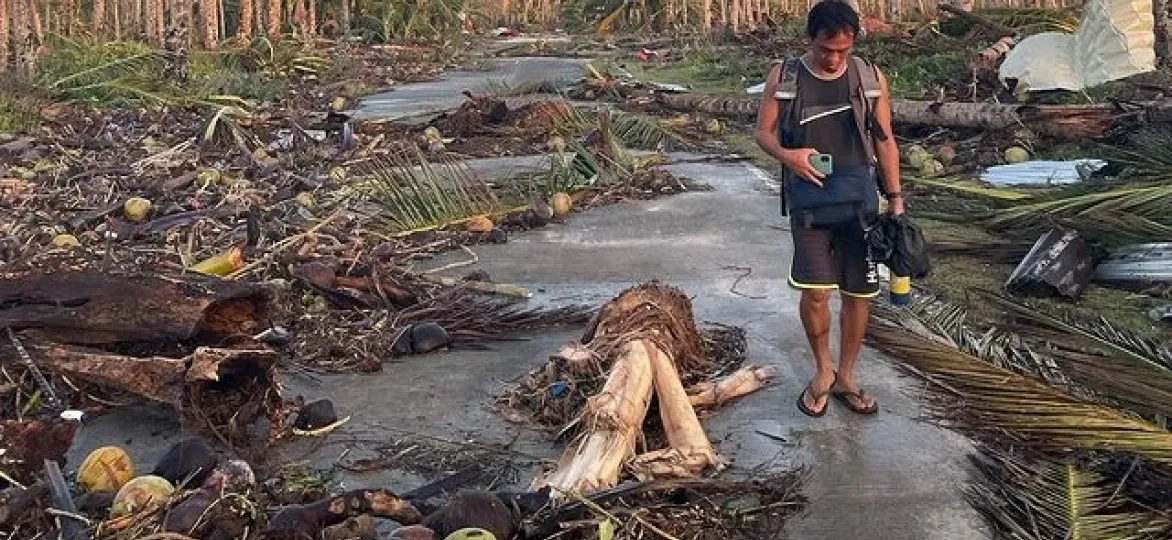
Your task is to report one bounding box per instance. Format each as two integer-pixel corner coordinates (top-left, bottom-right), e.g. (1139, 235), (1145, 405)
(793, 61), (867, 167)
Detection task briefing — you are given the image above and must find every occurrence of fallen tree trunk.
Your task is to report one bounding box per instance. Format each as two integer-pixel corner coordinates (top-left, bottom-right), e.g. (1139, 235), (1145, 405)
(26, 342), (282, 442)
(686, 365), (777, 408)
(655, 93), (1149, 140)
(0, 270), (272, 345)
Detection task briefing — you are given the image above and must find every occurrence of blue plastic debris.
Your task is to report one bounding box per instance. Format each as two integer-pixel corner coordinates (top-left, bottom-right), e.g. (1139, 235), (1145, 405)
(550, 381), (569, 398)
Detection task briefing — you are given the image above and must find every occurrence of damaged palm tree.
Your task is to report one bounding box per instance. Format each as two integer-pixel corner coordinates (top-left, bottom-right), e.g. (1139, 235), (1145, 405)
(526, 282), (770, 495)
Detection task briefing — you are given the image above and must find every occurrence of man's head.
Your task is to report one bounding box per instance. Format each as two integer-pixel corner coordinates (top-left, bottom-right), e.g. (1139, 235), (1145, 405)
(806, 0), (860, 74)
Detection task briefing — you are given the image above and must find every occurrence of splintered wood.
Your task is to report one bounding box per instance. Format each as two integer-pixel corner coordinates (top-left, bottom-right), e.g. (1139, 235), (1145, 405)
(532, 281), (771, 496)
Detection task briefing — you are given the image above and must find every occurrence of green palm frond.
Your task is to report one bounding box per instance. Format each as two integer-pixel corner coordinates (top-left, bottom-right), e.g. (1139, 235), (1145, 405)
(341, 146), (502, 234)
(966, 442), (1171, 540)
(985, 184), (1172, 241)
(866, 313), (1172, 465)
(611, 112), (692, 151)
(1101, 127), (1172, 183)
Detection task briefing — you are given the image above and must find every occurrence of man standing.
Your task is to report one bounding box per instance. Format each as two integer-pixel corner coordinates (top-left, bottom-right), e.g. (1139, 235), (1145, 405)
(754, 0), (904, 417)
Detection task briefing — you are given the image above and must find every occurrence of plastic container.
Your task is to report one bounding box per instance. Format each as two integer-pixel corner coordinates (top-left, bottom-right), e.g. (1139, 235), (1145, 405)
(890, 275), (912, 306)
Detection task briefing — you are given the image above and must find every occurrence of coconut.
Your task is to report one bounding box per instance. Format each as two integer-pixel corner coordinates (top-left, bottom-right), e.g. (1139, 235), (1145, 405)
(919, 159), (945, 177)
(1004, 146), (1030, 164)
(123, 197), (153, 222)
(197, 168), (221, 188)
(906, 144), (928, 159)
(330, 166), (348, 182)
(52, 234), (80, 249)
(936, 144), (956, 166)
(466, 215), (494, 233)
(549, 192), (572, 218)
(547, 135), (566, 153)
(77, 446), (135, 493)
(907, 151), (928, 169)
(110, 475), (175, 517)
(444, 528), (496, 540)
(704, 118), (723, 134)
(295, 192), (317, 209)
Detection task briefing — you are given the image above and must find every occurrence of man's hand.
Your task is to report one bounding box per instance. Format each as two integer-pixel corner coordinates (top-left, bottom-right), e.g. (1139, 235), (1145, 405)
(780, 148), (826, 187)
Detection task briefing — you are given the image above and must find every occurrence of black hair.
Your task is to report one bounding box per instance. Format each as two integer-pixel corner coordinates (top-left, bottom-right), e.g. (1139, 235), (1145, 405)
(807, 0), (860, 40)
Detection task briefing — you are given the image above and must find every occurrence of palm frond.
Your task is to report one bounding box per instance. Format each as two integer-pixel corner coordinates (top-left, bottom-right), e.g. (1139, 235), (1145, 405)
(611, 112), (692, 151)
(986, 184), (1172, 242)
(966, 442), (1171, 540)
(909, 177), (1034, 202)
(340, 146), (503, 234)
(866, 312), (1172, 465)
(1100, 127), (1172, 183)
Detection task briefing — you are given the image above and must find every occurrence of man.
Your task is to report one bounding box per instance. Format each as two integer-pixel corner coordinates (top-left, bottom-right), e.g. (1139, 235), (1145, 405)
(754, 0), (904, 417)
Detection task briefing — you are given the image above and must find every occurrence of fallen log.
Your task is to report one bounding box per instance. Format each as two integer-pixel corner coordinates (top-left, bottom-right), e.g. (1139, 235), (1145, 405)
(654, 93), (1150, 140)
(26, 342), (282, 441)
(0, 270), (272, 345)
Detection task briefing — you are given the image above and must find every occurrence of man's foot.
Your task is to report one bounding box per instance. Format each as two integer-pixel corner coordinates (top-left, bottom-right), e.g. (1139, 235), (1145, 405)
(797, 371), (836, 417)
(831, 372), (878, 415)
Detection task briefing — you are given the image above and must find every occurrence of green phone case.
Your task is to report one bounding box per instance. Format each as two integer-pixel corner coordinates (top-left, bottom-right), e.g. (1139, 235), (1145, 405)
(810, 153), (833, 176)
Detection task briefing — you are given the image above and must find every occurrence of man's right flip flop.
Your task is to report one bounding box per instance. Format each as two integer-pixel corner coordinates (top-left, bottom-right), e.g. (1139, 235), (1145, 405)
(831, 388), (879, 415)
(797, 372), (836, 418)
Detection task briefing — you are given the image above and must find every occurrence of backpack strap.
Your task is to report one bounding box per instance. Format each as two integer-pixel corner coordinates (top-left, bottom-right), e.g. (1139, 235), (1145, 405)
(771, 57), (802, 219)
(847, 56), (886, 167)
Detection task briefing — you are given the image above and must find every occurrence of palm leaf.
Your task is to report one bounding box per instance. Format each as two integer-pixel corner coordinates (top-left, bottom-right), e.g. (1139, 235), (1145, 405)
(908, 177), (1034, 202)
(866, 313), (1172, 465)
(1100, 127), (1172, 183)
(986, 184), (1172, 242)
(340, 146), (502, 234)
(966, 442), (1171, 540)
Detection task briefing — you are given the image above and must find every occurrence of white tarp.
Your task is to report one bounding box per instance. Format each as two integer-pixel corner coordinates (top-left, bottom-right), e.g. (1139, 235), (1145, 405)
(980, 159), (1107, 186)
(999, 0), (1156, 91)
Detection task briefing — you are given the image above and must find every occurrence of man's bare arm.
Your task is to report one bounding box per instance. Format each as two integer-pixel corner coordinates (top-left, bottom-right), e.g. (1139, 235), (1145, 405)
(872, 68), (904, 214)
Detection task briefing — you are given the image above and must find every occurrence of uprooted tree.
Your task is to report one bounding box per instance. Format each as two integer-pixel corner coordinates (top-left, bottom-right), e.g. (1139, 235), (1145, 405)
(508, 281), (776, 496)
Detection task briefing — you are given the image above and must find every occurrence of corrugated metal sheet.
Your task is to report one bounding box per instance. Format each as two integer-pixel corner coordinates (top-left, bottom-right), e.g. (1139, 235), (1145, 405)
(1005, 228), (1094, 298)
(1094, 242), (1172, 284)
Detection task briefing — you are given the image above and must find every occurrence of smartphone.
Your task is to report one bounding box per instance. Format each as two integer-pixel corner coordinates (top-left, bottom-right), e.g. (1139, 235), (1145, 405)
(809, 153), (833, 176)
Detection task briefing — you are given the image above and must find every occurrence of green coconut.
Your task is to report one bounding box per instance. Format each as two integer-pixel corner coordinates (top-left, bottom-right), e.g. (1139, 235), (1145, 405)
(1004, 146), (1030, 164)
(919, 159), (945, 177)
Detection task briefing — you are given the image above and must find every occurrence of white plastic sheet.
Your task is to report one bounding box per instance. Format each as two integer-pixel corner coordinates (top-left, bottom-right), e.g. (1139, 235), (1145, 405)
(999, 0), (1156, 91)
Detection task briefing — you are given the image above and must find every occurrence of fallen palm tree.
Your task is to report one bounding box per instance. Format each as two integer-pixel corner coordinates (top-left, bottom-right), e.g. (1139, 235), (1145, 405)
(653, 93), (1172, 141)
(499, 282), (773, 495)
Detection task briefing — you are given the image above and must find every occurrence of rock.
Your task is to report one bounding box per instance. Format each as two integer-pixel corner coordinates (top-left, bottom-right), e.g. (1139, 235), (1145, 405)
(463, 270), (491, 282)
(74, 490), (117, 513)
(151, 437), (218, 487)
(294, 399), (338, 430)
(486, 228), (507, 244)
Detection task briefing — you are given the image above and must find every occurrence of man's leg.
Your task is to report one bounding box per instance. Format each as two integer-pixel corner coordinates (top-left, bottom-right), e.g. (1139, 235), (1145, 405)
(830, 221), (880, 413)
(799, 289), (836, 414)
(835, 294), (875, 410)
(789, 223), (840, 415)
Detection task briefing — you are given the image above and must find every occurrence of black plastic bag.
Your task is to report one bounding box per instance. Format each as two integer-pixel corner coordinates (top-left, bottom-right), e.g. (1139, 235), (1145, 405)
(866, 213), (932, 279)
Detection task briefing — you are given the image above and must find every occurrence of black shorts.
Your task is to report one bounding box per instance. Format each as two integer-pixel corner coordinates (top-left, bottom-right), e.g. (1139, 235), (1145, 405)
(788, 220), (880, 298)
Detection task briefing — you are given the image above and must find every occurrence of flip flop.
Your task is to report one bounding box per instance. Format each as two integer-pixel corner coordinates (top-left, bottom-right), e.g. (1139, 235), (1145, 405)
(797, 372), (836, 418)
(831, 385), (879, 415)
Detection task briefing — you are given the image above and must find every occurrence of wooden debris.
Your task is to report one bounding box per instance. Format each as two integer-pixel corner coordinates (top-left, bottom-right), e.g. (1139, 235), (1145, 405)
(686, 365), (777, 408)
(0, 270), (272, 345)
(530, 282), (738, 496)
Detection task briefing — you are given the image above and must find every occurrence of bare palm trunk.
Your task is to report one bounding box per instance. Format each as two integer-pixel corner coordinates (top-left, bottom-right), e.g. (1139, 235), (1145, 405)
(93, 0), (105, 37)
(239, 0), (252, 38)
(199, 0), (214, 46)
(113, 0), (120, 41)
(0, 0), (9, 71)
(14, 0), (33, 73)
(293, 0), (305, 39)
(266, 0), (278, 36)
(307, 0), (314, 37)
(1156, 0), (1172, 66)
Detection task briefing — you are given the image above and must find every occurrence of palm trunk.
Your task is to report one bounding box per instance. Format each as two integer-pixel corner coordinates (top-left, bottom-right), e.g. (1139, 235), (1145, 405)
(113, 0), (120, 41)
(0, 0), (9, 71)
(14, 0), (32, 73)
(293, 0), (304, 39)
(266, 0), (278, 36)
(93, 0), (105, 37)
(239, 0), (252, 38)
(199, 0), (213, 46)
(306, 0), (314, 37)
(1156, 0), (1172, 66)
(338, 0), (348, 33)
(655, 93), (1124, 141)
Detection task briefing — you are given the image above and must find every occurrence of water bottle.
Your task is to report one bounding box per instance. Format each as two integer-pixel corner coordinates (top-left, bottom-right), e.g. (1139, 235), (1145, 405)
(890, 275), (912, 306)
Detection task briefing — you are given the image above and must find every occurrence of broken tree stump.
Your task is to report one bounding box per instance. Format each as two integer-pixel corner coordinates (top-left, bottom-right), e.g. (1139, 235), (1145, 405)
(531, 281), (724, 496)
(0, 270), (272, 345)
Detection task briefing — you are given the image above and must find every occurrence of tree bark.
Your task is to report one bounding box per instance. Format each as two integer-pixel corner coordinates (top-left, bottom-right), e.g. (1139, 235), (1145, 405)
(93, 0), (105, 38)
(686, 365), (776, 408)
(239, 0), (253, 38)
(1156, 0), (1172, 66)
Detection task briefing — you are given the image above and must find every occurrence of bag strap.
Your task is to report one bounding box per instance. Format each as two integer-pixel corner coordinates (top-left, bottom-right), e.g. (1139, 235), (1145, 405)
(773, 57), (802, 219)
